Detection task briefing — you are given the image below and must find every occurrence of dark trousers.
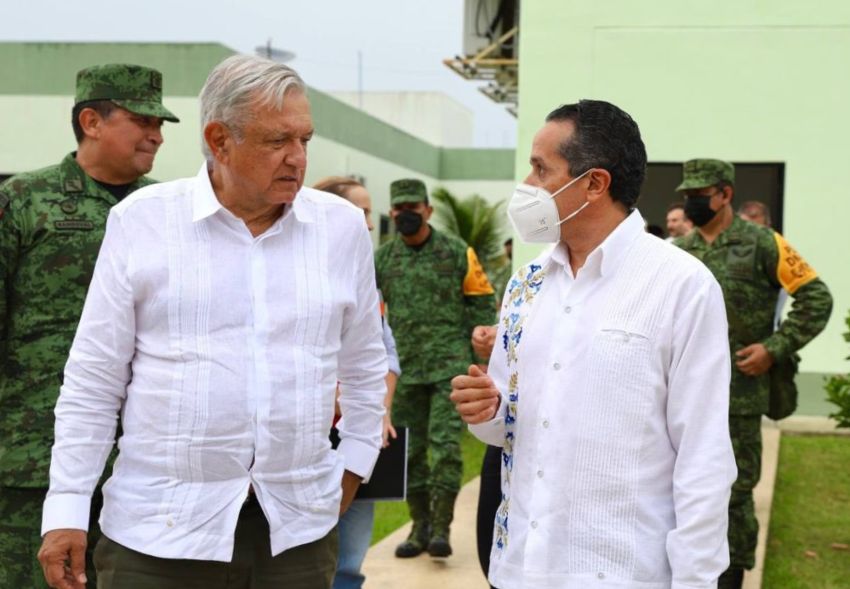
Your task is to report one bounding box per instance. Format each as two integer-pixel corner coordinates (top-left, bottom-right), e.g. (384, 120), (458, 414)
(94, 496), (338, 589)
(727, 415), (762, 569)
(476, 444), (502, 589)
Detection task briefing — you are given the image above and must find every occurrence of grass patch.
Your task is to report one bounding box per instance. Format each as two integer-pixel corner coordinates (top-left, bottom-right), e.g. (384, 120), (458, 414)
(370, 429), (488, 544)
(763, 434), (850, 588)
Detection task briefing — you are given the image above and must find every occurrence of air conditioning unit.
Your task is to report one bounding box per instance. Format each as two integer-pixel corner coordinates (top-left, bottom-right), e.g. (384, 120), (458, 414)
(462, 0), (519, 59)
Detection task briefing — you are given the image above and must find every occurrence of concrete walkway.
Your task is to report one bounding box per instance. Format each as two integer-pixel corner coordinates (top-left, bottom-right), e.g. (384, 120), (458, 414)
(362, 416), (846, 589)
(362, 477), (489, 589)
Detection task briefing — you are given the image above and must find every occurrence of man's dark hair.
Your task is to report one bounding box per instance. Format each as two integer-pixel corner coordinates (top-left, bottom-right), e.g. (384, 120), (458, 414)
(545, 99), (647, 209)
(646, 224), (664, 238)
(71, 100), (117, 143)
(667, 201), (685, 213)
(716, 180), (734, 193)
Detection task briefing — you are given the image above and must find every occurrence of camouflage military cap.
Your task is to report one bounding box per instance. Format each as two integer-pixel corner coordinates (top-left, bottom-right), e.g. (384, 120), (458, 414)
(75, 64), (180, 123)
(390, 178), (428, 206)
(676, 159), (734, 191)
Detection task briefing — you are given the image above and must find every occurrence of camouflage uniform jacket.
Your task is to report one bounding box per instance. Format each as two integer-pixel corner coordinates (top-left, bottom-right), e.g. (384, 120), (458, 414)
(675, 216), (832, 415)
(375, 226), (496, 384)
(0, 152), (154, 487)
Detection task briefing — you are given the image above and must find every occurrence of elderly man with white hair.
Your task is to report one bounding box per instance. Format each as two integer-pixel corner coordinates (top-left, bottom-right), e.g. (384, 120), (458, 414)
(37, 55), (388, 589)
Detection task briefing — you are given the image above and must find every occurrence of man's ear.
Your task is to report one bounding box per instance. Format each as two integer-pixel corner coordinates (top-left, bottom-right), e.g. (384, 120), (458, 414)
(204, 122), (231, 163)
(423, 204), (434, 221)
(77, 108), (104, 141)
(585, 168), (612, 203)
(721, 185), (734, 205)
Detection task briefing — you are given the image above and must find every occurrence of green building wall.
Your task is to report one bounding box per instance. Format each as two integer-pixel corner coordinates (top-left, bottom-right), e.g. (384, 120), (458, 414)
(514, 1), (850, 384)
(0, 42), (515, 248)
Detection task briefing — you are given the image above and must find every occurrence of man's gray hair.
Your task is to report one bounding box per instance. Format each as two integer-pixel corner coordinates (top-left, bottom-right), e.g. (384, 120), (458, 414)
(200, 54), (306, 158)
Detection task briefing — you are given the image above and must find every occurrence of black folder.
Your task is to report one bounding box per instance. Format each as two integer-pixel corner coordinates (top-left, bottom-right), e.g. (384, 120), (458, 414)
(331, 426), (408, 501)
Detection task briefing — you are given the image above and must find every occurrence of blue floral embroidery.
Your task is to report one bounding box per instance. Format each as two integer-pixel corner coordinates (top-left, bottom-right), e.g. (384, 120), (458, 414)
(493, 262), (546, 554)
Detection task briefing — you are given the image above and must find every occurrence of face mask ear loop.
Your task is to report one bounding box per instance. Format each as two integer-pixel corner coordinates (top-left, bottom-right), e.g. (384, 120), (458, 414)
(546, 168), (593, 201)
(551, 168), (593, 226)
(555, 200), (590, 227)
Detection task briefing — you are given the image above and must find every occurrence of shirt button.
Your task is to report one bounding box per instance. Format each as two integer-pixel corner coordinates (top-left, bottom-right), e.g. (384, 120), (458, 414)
(598, 572), (605, 579)
(530, 520), (538, 529)
(542, 419), (550, 428)
(553, 362), (561, 370)
(564, 305), (572, 314)
(537, 469), (544, 478)
(166, 518), (174, 528)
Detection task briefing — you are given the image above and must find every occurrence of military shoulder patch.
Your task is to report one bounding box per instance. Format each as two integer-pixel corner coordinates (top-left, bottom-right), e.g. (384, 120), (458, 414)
(463, 247), (495, 296)
(774, 232), (817, 294)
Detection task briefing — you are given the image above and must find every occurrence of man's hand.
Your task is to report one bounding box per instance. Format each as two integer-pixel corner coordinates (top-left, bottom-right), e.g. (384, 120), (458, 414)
(340, 470), (362, 516)
(38, 529), (87, 589)
(471, 325), (498, 362)
(735, 343), (774, 376)
(382, 412), (397, 448)
(450, 364), (501, 424)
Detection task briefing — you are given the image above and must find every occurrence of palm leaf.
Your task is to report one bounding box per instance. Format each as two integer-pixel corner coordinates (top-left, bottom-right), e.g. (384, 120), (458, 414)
(431, 187), (507, 267)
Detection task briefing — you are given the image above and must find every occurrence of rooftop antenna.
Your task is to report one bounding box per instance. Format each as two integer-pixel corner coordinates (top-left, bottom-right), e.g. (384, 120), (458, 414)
(254, 39), (296, 63)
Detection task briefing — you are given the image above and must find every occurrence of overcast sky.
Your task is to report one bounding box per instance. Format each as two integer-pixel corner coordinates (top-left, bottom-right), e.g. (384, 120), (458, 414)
(1, 0), (518, 147)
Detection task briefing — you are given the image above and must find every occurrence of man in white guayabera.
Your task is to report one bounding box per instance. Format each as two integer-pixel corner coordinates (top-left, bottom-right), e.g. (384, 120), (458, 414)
(38, 55), (387, 589)
(451, 99), (737, 589)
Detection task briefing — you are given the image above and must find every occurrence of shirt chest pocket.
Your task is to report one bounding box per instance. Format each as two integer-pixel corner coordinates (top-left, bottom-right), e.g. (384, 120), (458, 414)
(434, 262), (456, 277)
(570, 327), (656, 453)
(725, 243), (757, 282)
(588, 327), (655, 402)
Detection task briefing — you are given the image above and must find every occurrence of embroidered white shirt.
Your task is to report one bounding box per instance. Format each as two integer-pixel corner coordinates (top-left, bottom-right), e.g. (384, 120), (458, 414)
(42, 164), (388, 561)
(471, 210), (737, 589)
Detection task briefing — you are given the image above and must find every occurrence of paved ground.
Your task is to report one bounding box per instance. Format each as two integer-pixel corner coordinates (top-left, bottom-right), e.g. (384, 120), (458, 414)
(362, 416), (845, 589)
(362, 476), (489, 589)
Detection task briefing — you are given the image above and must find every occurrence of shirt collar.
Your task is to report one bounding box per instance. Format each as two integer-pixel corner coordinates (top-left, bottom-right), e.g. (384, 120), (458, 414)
(545, 209), (646, 278)
(191, 162), (316, 225)
(191, 162), (221, 222)
(59, 152), (149, 203)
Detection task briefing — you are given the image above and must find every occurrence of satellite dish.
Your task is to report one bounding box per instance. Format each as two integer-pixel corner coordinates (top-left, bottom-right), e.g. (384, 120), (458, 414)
(255, 39), (296, 63)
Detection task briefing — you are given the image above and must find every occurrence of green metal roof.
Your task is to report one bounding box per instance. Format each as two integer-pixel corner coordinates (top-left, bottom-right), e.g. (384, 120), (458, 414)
(0, 42), (514, 180)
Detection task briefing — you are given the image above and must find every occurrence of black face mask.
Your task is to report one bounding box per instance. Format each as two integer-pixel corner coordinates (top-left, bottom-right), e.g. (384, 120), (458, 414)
(684, 196), (717, 227)
(395, 210), (424, 236)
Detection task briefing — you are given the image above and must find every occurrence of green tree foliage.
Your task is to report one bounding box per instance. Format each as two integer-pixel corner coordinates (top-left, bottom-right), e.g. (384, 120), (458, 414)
(430, 187), (507, 266)
(430, 187), (513, 300)
(825, 309), (850, 428)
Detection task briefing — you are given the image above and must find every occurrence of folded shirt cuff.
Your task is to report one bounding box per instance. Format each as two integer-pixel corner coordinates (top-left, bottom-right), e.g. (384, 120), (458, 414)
(468, 400), (507, 447)
(337, 437), (380, 483)
(41, 493), (92, 536)
(671, 582), (718, 589)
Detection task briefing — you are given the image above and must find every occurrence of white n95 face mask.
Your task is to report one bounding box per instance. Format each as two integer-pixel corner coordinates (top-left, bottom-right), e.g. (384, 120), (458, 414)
(506, 169), (592, 243)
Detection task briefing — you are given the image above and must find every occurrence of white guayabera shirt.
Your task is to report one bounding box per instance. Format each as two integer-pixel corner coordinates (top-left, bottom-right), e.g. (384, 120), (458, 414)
(42, 164), (388, 561)
(472, 211), (737, 589)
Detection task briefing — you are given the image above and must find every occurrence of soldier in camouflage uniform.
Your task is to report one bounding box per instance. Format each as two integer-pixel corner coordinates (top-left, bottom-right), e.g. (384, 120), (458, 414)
(0, 64), (178, 588)
(674, 159), (832, 589)
(375, 179), (496, 559)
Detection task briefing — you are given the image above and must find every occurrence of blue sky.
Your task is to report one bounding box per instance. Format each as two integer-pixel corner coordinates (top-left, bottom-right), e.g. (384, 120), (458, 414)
(1, 0), (517, 147)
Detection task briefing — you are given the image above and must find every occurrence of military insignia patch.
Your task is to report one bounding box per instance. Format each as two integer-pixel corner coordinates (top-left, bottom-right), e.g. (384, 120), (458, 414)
(60, 200), (78, 214)
(54, 220), (94, 231)
(64, 178), (84, 192)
